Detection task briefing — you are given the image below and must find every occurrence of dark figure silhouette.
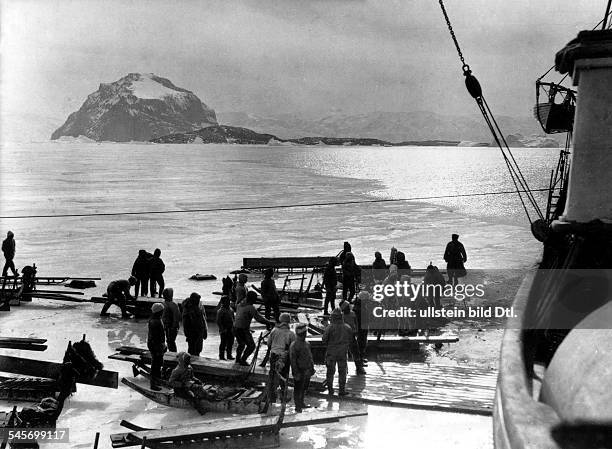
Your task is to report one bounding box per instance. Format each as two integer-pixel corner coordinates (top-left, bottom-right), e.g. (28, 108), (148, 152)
(337, 241), (352, 265)
(132, 249), (152, 297)
(162, 288), (180, 352)
(372, 251), (387, 284)
(149, 248), (165, 298)
(323, 257), (338, 315)
(148, 302), (167, 391)
(341, 252), (360, 303)
(216, 296), (235, 360)
(444, 234), (467, 286)
(100, 276), (136, 318)
(260, 268), (281, 321)
(2, 231), (17, 277)
(395, 251), (412, 281)
(424, 263), (446, 309)
(233, 291), (274, 366)
(182, 292), (208, 357)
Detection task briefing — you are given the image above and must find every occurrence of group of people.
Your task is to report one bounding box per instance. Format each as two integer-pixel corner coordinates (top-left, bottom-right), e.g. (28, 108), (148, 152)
(131, 248), (166, 298)
(146, 289), (208, 391)
(323, 236), (468, 314)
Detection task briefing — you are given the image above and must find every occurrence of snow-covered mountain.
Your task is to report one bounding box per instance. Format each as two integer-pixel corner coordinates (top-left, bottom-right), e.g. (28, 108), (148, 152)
(51, 73), (217, 141)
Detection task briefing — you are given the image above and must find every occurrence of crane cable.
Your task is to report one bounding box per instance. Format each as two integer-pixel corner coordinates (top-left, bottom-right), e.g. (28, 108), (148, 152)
(437, 0), (545, 225)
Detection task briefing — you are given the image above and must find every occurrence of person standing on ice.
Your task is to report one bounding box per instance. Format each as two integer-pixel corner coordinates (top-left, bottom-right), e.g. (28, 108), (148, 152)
(444, 234), (467, 287)
(371, 251), (387, 284)
(395, 251), (412, 281)
(353, 291), (370, 363)
(131, 249), (152, 297)
(322, 257), (338, 315)
(265, 312), (296, 402)
(233, 291), (274, 366)
(2, 231), (17, 277)
(216, 295), (235, 360)
(148, 302), (167, 391)
(341, 301), (366, 375)
(337, 241), (352, 265)
(161, 288), (180, 352)
(341, 252), (360, 303)
(100, 276), (136, 318)
(182, 292), (208, 357)
(234, 273), (249, 306)
(322, 307), (352, 396)
(290, 323), (315, 413)
(260, 268), (281, 321)
(149, 248), (165, 298)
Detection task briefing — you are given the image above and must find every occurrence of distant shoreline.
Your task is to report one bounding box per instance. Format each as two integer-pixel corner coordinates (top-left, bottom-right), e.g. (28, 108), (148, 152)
(148, 124), (488, 147)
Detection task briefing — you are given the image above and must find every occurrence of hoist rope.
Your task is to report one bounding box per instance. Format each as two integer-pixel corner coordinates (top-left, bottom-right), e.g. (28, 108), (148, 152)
(437, 0), (545, 224)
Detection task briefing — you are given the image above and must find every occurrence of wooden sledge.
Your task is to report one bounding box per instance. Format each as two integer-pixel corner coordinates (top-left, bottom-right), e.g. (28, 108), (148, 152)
(122, 377), (263, 415)
(110, 409), (368, 448)
(109, 347), (326, 390)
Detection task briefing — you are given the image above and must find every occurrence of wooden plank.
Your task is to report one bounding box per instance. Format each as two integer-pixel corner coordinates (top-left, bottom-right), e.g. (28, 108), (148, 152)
(22, 289), (84, 295)
(0, 355), (118, 389)
(0, 342), (47, 351)
(242, 257), (332, 270)
(0, 337), (47, 344)
(308, 334), (458, 344)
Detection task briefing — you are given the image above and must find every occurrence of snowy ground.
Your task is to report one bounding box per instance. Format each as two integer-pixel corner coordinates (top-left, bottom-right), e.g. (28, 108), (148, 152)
(0, 142), (554, 447)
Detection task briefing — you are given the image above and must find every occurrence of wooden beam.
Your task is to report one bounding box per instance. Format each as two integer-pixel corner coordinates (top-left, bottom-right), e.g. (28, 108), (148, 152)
(0, 355), (118, 389)
(0, 342), (47, 351)
(0, 337), (47, 344)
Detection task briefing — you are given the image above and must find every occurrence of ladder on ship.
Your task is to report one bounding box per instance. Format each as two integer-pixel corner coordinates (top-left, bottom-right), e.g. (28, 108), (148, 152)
(545, 143), (571, 224)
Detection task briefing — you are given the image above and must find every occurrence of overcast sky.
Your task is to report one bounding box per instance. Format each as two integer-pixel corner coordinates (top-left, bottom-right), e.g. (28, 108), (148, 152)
(0, 0), (605, 131)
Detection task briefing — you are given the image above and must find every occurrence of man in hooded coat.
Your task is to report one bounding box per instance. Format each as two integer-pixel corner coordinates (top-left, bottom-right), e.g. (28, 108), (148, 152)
(2, 230), (17, 277)
(266, 312), (296, 402)
(444, 234), (467, 286)
(322, 308), (353, 396)
(162, 288), (180, 352)
(182, 292), (208, 356)
(148, 302), (166, 391)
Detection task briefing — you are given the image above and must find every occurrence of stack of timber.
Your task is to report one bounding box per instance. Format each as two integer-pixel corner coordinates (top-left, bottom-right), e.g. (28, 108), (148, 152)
(109, 347), (326, 391)
(110, 409), (367, 448)
(312, 361), (496, 416)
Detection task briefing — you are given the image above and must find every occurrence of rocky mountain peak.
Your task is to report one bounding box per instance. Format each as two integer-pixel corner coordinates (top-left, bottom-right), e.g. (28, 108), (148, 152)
(51, 73), (217, 141)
